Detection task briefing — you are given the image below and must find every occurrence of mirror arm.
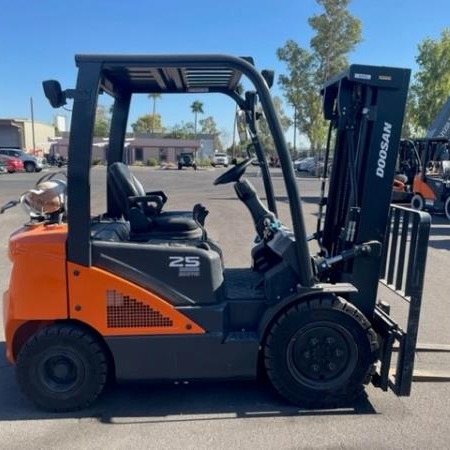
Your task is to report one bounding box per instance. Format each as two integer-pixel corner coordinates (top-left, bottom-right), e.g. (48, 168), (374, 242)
(64, 89), (90, 101)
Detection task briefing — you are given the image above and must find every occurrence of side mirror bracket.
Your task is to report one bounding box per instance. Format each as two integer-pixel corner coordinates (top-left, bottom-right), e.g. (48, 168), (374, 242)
(43, 80), (89, 108)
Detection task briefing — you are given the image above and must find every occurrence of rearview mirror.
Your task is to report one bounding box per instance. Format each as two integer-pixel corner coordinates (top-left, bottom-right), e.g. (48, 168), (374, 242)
(42, 80), (66, 108)
(236, 110), (248, 142)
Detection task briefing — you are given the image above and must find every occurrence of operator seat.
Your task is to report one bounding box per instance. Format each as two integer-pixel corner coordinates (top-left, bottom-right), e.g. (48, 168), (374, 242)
(107, 162), (202, 240)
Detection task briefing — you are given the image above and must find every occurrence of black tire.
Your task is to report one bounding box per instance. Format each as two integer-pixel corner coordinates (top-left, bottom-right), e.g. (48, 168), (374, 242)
(178, 163), (182, 170)
(16, 323), (108, 411)
(445, 196), (450, 221)
(24, 162), (35, 173)
(264, 296), (378, 408)
(411, 194), (424, 211)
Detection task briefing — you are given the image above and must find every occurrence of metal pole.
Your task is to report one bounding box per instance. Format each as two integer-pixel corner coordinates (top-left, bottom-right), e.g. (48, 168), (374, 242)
(30, 97), (36, 153)
(232, 103), (237, 160)
(293, 106), (297, 157)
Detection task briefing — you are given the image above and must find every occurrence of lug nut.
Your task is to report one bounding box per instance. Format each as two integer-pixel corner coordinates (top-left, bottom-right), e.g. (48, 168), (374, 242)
(327, 362), (336, 371)
(311, 364), (320, 372)
(309, 338), (319, 346)
(303, 351), (311, 359)
(325, 337), (335, 345)
(335, 348), (344, 357)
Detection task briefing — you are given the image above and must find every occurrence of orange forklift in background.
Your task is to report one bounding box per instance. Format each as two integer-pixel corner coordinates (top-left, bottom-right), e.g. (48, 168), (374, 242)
(408, 138), (450, 219)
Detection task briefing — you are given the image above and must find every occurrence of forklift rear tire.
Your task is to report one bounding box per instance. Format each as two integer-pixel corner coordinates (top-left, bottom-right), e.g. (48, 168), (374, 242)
(444, 196), (450, 221)
(264, 296), (378, 408)
(411, 194), (424, 211)
(16, 323), (108, 411)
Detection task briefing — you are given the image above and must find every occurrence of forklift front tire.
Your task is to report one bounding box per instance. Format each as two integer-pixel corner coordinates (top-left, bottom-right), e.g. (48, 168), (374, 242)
(444, 196), (450, 221)
(411, 194), (424, 212)
(16, 323), (108, 412)
(264, 296), (378, 408)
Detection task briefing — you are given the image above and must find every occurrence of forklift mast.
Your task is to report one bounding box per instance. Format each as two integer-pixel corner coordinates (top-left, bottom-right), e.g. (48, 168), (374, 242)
(321, 65), (410, 317)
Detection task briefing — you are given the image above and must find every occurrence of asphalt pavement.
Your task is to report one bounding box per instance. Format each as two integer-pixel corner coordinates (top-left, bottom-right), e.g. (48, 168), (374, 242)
(0, 166), (449, 449)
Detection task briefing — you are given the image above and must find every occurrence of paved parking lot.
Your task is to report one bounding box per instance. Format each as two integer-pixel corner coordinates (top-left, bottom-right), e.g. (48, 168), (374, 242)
(1, 166), (450, 449)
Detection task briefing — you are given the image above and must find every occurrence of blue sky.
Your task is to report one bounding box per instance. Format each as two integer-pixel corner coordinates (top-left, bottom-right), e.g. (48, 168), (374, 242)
(1, 0), (449, 147)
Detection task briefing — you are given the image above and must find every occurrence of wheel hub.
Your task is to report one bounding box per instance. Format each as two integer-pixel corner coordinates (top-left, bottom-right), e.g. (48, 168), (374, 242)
(288, 323), (358, 388)
(39, 352), (82, 393)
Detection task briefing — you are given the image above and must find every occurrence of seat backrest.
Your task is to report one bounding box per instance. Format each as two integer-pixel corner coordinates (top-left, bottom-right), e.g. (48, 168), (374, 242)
(108, 162), (146, 219)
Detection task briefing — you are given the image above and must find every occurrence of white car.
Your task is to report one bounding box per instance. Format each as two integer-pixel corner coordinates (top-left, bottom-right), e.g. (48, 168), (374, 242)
(211, 152), (229, 167)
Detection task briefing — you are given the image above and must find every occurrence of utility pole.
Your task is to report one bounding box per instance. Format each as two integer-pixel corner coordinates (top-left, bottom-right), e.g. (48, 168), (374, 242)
(232, 104), (238, 160)
(293, 106), (297, 157)
(30, 97), (36, 153)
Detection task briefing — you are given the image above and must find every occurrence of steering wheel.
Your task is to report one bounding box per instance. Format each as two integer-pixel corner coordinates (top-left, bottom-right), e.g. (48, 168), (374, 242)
(213, 157), (255, 185)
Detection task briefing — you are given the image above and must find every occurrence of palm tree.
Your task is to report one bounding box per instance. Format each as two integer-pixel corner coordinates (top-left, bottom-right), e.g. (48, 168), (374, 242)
(190, 100), (204, 136)
(148, 93), (162, 134)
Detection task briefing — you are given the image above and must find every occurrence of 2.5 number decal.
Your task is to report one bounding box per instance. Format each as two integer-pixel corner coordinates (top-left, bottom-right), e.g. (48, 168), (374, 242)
(168, 256), (200, 268)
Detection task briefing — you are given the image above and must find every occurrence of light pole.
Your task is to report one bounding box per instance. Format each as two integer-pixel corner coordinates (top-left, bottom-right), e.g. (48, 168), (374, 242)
(30, 97), (36, 153)
(293, 105), (297, 157)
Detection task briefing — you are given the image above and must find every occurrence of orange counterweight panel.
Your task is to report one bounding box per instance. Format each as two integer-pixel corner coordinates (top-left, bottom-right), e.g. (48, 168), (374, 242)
(67, 262), (205, 336)
(4, 224), (69, 362)
(7, 224), (68, 319)
(413, 174), (437, 201)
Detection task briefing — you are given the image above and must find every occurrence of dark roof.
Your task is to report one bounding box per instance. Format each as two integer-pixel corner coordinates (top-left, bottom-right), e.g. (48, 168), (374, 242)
(75, 54), (249, 94)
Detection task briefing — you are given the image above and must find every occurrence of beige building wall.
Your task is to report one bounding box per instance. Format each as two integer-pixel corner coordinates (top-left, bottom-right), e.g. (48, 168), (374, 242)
(22, 121), (55, 153)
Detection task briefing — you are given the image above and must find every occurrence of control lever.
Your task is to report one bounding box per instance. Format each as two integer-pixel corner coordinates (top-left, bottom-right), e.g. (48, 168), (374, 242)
(315, 240), (381, 274)
(0, 200), (19, 214)
(193, 203), (209, 241)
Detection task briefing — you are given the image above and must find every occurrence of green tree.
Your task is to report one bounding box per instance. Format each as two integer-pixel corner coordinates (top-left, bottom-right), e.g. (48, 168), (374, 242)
(190, 100), (204, 135)
(410, 28), (450, 132)
(256, 96), (292, 154)
(148, 93), (162, 133)
(166, 121), (195, 139)
(199, 116), (223, 150)
(94, 105), (110, 137)
(402, 92), (421, 139)
(309, 0), (362, 83)
(277, 0), (361, 153)
(131, 114), (163, 134)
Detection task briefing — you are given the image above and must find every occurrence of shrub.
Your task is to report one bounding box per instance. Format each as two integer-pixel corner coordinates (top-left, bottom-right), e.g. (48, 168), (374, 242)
(197, 158), (211, 167)
(146, 158), (158, 167)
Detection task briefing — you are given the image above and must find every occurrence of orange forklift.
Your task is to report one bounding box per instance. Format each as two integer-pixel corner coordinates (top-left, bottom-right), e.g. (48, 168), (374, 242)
(409, 138), (450, 220)
(2, 55), (430, 411)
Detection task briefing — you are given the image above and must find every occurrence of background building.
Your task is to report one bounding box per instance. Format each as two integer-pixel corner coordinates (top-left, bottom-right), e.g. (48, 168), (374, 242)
(49, 133), (216, 164)
(0, 118), (55, 154)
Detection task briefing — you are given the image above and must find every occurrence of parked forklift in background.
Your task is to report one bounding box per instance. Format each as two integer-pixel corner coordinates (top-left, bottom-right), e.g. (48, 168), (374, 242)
(409, 137), (450, 219)
(392, 95), (450, 218)
(2, 55), (430, 411)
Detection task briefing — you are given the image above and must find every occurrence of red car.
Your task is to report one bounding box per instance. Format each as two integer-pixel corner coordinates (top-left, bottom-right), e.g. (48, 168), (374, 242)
(0, 154), (24, 173)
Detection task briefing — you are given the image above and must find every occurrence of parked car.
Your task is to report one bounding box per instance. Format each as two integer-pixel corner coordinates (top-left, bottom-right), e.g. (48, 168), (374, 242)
(0, 154), (24, 173)
(0, 148), (44, 172)
(308, 161), (325, 176)
(294, 156), (316, 172)
(211, 152), (229, 167)
(178, 152), (197, 170)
